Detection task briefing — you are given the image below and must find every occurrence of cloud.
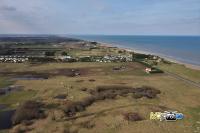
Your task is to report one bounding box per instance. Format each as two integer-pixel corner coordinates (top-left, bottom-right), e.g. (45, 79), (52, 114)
(0, 0), (199, 35)
(0, 6), (16, 11)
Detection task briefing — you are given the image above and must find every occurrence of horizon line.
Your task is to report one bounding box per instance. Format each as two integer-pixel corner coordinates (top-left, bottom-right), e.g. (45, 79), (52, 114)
(0, 34), (200, 37)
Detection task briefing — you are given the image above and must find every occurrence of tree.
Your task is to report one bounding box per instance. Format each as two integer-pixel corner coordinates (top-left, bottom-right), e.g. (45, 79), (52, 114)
(61, 51), (68, 56)
(45, 51), (55, 56)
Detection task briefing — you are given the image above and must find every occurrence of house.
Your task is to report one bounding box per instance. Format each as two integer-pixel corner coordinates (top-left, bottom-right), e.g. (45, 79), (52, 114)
(145, 68), (152, 73)
(56, 55), (76, 62)
(0, 56), (28, 63)
(58, 56), (72, 60)
(156, 58), (162, 63)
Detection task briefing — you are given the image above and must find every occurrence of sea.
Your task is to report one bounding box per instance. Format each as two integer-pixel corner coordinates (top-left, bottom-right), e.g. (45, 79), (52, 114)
(70, 35), (200, 66)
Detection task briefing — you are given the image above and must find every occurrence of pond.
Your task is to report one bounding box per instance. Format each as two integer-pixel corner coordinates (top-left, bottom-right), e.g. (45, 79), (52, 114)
(12, 77), (48, 80)
(0, 104), (7, 110)
(0, 110), (15, 130)
(11, 75), (48, 80)
(0, 85), (23, 96)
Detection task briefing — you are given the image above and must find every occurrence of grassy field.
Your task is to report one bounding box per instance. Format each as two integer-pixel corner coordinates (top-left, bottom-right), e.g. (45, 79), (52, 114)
(0, 62), (200, 133)
(158, 62), (200, 83)
(0, 78), (12, 88)
(68, 46), (130, 57)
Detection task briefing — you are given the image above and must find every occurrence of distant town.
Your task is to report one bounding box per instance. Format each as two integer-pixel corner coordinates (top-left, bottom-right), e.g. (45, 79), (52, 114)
(0, 36), (166, 74)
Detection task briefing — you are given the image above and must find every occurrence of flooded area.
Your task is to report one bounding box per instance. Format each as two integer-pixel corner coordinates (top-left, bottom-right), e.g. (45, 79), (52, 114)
(54, 94), (67, 99)
(0, 104), (6, 110)
(12, 76), (48, 80)
(0, 85), (23, 96)
(0, 110), (15, 130)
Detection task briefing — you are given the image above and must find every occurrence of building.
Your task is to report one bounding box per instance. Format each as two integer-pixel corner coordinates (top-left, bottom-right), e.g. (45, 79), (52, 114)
(58, 56), (72, 60)
(145, 68), (152, 73)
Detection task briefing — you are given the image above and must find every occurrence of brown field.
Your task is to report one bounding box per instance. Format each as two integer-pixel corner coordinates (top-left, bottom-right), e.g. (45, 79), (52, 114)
(0, 62), (200, 133)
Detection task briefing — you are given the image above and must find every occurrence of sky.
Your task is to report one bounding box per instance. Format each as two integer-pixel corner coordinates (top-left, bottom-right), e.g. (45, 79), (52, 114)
(0, 0), (199, 35)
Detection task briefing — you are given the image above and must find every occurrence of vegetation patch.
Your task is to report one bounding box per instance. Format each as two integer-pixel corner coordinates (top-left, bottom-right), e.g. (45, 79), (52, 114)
(80, 88), (88, 92)
(123, 112), (143, 121)
(187, 106), (200, 132)
(0, 90), (36, 106)
(88, 79), (96, 82)
(0, 77), (13, 88)
(90, 85), (161, 99)
(76, 80), (84, 83)
(80, 121), (95, 129)
(0, 68), (90, 79)
(63, 85), (161, 117)
(12, 101), (45, 125)
(133, 86), (161, 99)
(112, 66), (126, 71)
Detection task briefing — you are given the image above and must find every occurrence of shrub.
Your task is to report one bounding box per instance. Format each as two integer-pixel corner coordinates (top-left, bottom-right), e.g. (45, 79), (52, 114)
(12, 101), (45, 125)
(133, 86), (161, 99)
(63, 102), (77, 117)
(81, 96), (95, 107)
(123, 112), (143, 121)
(88, 79), (95, 82)
(74, 102), (85, 112)
(132, 93), (143, 99)
(63, 85), (161, 117)
(80, 88), (87, 91)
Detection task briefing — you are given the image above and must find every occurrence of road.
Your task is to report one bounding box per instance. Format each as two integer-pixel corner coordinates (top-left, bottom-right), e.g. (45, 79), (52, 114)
(165, 71), (200, 88)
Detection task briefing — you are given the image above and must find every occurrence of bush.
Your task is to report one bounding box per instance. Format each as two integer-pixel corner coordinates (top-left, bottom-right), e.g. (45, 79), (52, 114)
(80, 88), (87, 91)
(134, 86), (161, 99)
(63, 98), (96, 116)
(123, 112), (143, 121)
(81, 96), (95, 107)
(63, 86), (161, 117)
(63, 102), (77, 117)
(61, 51), (68, 56)
(133, 93), (143, 99)
(88, 79), (95, 82)
(12, 101), (45, 125)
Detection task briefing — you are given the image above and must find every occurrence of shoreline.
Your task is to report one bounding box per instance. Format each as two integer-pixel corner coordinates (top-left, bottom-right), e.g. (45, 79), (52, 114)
(98, 41), (200, 71)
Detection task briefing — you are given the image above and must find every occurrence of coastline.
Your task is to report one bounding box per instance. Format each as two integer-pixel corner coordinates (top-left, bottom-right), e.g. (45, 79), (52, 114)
(98, 41), (200, 71)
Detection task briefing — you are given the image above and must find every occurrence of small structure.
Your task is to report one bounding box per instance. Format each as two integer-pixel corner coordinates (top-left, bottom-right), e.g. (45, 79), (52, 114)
(0, 56), (28, 63)
(156, 58), (162, 63)
(58, 56), (72, 60)
(145, 68), (152, 73)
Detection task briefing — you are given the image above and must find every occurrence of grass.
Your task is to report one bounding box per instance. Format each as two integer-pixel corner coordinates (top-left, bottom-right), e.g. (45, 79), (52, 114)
(0, 90), (36, 108)
(158, 62), (200, 83)
(0, 61), (199, 133)
(0, 78), (13, 88)
(187, 106), (200, 132)
(68, 47), (127, 57)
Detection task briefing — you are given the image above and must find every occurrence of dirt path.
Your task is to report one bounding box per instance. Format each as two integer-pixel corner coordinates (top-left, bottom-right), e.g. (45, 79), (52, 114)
(165, 71), (200, 88)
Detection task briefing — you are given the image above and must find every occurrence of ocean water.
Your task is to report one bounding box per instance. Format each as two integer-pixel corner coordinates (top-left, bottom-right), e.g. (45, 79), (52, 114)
(71, 35), (200, 66)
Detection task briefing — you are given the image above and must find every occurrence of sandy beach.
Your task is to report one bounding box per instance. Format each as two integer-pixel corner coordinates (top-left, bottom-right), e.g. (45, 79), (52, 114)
(99, 42), (200, 71)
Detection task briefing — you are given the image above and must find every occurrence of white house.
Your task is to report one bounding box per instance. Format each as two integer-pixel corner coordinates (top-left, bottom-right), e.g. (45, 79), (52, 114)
(58, 56), (72, 60)
(145, 68), (152, 73)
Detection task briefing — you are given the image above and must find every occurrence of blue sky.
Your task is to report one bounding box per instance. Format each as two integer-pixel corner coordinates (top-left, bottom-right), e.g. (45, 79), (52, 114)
(0, 0), (199, 35)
